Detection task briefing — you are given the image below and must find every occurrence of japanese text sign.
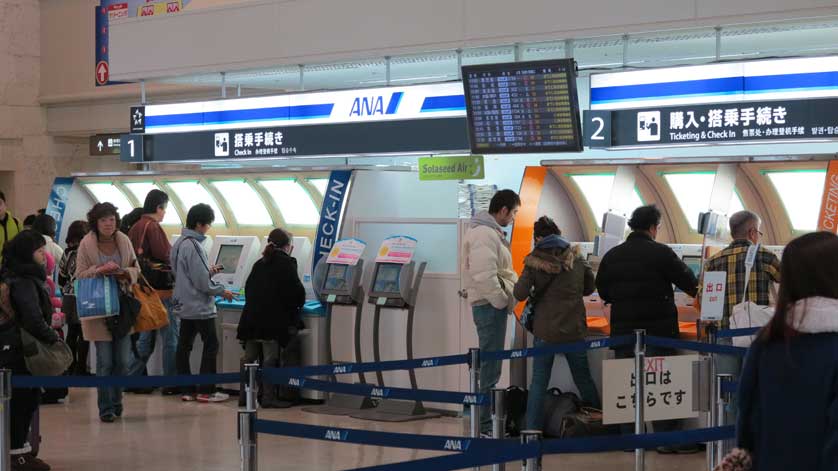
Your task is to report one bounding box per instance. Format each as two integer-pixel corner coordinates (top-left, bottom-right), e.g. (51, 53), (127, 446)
(326, 239), (366, 266)
(603, 355), (699, 425)
(700, 271), (727, 321)
(375, 236), (417, 264)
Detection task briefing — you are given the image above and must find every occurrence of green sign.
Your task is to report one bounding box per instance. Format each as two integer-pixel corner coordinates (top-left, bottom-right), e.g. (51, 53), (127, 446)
(418, 155), (485, 181)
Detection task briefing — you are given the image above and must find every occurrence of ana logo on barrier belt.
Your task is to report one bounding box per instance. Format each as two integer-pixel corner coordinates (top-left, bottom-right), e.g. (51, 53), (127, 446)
(333, 365), (352, 374)
(511, 349), (528, 358)
(288, 378), (305, 388)
(443, 439), (471, 451)
(324, 430), (350, 441)
(370, 388), (390, 398)
(463, 395), (479, 405)
(421, 359), (439, 367)
(589, 340), (603, 348)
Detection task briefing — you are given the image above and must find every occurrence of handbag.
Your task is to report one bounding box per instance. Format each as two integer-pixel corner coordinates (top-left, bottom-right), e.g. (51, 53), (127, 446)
(19, 328), (72, 376)
(132, 275), (169, 333)
(714, 448), (753, 471)
(730, 244), (775, 348)
(519, 273), (558, 333)
(137, 221), (174, 291)
(106, 290), (141, 339)
(75, 277), (120, 320)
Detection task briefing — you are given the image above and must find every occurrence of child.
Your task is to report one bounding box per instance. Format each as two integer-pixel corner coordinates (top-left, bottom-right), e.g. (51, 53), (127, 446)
(58, 220), (90, 375)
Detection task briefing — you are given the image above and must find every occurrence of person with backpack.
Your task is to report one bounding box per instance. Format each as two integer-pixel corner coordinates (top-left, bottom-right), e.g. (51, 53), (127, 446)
(237, 228), (306, 408)
(513, 217), (600, 431)
(126, 190), (179, 394)
(0, 192), (22, 263)
(172, 204), (234, 403)
(75, 203), (140, 423)
(58, 221), (90, 376)
(0, 230), (62, 470)
(728, 231), (838, 471)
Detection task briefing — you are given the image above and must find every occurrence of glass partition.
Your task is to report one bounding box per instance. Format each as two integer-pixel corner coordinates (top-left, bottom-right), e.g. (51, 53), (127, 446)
(122, 182), (182, 226)
(258, 179), (320, 226)
(82, 183), (135, 221)
(765, 170), (827, 232)
(307, 178), (329, 197)
(569, 174), (643, 228)
(165, 181), (227, 226)
(209, 180), (273, 226)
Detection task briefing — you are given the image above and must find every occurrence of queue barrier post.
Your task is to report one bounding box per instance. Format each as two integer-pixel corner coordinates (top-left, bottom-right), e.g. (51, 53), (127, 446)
(714, 374), (735, 467)
(240, 363), (259, 471)
(520, 430), (542, 471)
(491, 388), (507, 471)
(705, 324), (718, 471)
(634, 329), (646, 471)
(468, 348), (480, 470)
(0, 369), (11, 471)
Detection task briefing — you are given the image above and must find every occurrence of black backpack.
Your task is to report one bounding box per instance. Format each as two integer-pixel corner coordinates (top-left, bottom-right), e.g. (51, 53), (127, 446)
(505, 386), (528, 437)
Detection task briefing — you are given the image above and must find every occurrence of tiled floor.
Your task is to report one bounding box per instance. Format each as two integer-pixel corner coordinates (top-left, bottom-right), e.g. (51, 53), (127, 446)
(35, 389), (706, 470)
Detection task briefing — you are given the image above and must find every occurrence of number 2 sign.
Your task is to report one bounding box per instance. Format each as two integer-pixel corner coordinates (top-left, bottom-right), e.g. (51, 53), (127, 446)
(583, 110), (612, 148)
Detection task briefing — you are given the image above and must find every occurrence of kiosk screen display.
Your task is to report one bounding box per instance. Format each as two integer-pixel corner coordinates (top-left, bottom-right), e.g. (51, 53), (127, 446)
(324, 264), (349, 291)
(682, 255), (702, 278)
(216, 245), (244, 274)
(373, 263), (401, 295)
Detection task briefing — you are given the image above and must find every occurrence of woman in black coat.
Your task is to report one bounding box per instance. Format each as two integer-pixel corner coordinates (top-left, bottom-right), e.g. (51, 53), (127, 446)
(0, 230), (61, 470)
(237, 228), (306, 407)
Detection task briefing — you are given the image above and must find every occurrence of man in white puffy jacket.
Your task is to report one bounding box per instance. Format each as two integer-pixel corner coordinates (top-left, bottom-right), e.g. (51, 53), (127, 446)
(462, 189), (520, 434)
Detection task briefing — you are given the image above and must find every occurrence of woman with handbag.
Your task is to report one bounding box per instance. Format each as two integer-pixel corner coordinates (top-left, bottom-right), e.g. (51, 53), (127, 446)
(75, 203), (140, 423)
(0, 230), (61, 470)
(513, 216), (599, 431)
(723, 231), (838, 471)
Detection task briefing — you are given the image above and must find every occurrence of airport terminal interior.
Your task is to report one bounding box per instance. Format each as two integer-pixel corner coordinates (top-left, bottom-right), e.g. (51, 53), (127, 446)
(2, 0), (838, 470)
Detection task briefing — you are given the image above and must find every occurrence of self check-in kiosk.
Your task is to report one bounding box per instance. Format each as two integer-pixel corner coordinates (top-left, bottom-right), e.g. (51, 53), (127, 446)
(350, 236), (438, 422)
(308, 239), (374, 414)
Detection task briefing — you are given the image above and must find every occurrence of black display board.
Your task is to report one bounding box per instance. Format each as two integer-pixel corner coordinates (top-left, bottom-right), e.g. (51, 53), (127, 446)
(461, 59), (583, 154)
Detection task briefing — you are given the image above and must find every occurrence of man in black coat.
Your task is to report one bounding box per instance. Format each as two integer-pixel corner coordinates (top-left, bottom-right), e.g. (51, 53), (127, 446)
(595, 205), (699, 454)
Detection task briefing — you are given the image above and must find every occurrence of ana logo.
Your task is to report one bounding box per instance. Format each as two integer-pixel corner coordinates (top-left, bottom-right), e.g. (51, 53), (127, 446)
(637, 111), (661, 142)
(288, 378), (302, 387)
(589, 340), (603, 349)
(421, 359), (439, 368)
(370, 388), (389, 398)
(324, 430), (349, 441)
(214, 133), (230, 157)
(349, 91), (403, 117)
(511, 350), (527, 359)
(333, 365), (350, 374)
(444, 440), (471, 451)
(463, 395), (479, 405)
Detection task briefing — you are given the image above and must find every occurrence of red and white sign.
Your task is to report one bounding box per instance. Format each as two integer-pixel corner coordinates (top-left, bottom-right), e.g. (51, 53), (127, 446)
(95, 61), (110, 86)
(107, 3), (128, 20)
(167, 2), (181, 13)
(140, 5), (155, 16)
(326, 239), (366, 266)
(700, 271), (726, 321)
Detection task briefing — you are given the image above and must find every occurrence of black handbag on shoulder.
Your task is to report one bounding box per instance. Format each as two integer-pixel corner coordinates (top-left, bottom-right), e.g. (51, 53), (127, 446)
(106, 291), (141, 339)
(137, 221), (174, 291)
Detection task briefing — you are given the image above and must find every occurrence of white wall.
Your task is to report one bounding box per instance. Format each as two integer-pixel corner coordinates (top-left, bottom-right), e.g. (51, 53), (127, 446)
(109, 0), (838, 80)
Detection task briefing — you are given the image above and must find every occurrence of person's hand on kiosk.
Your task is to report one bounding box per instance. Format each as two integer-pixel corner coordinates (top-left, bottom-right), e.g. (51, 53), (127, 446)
(210, 264), (224, 275)
(221, 290), (235, 302)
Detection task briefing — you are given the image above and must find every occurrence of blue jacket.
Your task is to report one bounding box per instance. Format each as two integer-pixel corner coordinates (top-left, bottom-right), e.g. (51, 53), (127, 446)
(171, 229), (226, 320)
(737, 297), (838, 471)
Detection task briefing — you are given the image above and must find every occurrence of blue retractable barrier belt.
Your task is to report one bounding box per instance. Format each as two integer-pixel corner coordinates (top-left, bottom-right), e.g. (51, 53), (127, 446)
(645, 336), (748, 356)
(255, 420), (509, 452)
(481, 335), (634, 362)
(716, 327), (761, 339)
(263, 353), (469, 378)
(259, 372), (487, 405)
(11, 373), (241, 389)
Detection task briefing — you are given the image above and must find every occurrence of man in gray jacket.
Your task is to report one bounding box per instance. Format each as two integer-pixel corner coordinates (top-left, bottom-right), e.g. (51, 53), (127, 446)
(172, 203), (234, 403)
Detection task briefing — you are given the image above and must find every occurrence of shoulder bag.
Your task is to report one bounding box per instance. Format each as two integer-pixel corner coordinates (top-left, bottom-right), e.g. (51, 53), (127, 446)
(137, 220), (174, 291)
(20, 329), (72, 376)
(518, 272), (558, 334)
(730, 244), (775, 348)
(132, 274), (169, 333)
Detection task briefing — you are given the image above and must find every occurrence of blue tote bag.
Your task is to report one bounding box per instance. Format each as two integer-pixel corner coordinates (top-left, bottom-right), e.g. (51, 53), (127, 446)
(74, 276), (120, 320)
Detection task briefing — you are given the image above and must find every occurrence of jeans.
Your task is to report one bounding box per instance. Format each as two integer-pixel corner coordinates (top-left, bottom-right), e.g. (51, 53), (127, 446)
(128, 299), (180, 377)
(615, 346), (681, 434)
(526, 338), (601, 430)
(176, 318), (219, 395)
(472, 304), (508, 433)
(95, 336), (132, 418)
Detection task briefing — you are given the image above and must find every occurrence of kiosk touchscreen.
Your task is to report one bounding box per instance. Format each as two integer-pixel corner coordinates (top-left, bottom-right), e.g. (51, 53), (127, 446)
(313, 258), (365, 305)
(682, 255), (703, 278)
(207, 236), (261, 292)
(368, 263), (416, 307)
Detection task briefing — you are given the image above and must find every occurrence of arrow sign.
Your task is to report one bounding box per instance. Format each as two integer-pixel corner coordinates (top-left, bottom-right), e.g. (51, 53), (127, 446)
(97, 141), (104, 152)
(89, 133), (124, 156)
(96, 61), (109, 86)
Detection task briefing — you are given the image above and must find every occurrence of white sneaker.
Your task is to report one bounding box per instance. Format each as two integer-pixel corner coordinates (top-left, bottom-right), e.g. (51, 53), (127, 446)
(197, 392), (230, 403)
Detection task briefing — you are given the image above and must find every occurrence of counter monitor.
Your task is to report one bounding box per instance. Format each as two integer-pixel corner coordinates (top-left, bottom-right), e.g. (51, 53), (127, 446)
(324, 264), (350, 292)
(216, 245), (244, 274)
(373, 263), (402, 295)
(462, 58), (583, 154)
(682, 255), (703, 278)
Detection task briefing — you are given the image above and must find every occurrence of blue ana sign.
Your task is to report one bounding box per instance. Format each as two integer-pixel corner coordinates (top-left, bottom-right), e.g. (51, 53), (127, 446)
(312, 171), (353, 274)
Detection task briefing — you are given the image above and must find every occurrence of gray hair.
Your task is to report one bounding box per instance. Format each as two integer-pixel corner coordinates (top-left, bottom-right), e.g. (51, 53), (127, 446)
(729, 210), (761, 239)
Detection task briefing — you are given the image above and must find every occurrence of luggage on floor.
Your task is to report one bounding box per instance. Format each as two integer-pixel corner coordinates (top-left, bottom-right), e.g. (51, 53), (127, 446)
(505, 385), (528, 437)
(542, 388), (580, 437)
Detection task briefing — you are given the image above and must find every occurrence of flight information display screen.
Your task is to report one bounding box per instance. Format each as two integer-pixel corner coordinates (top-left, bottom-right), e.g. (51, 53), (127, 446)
(462, 59), (583, 153)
